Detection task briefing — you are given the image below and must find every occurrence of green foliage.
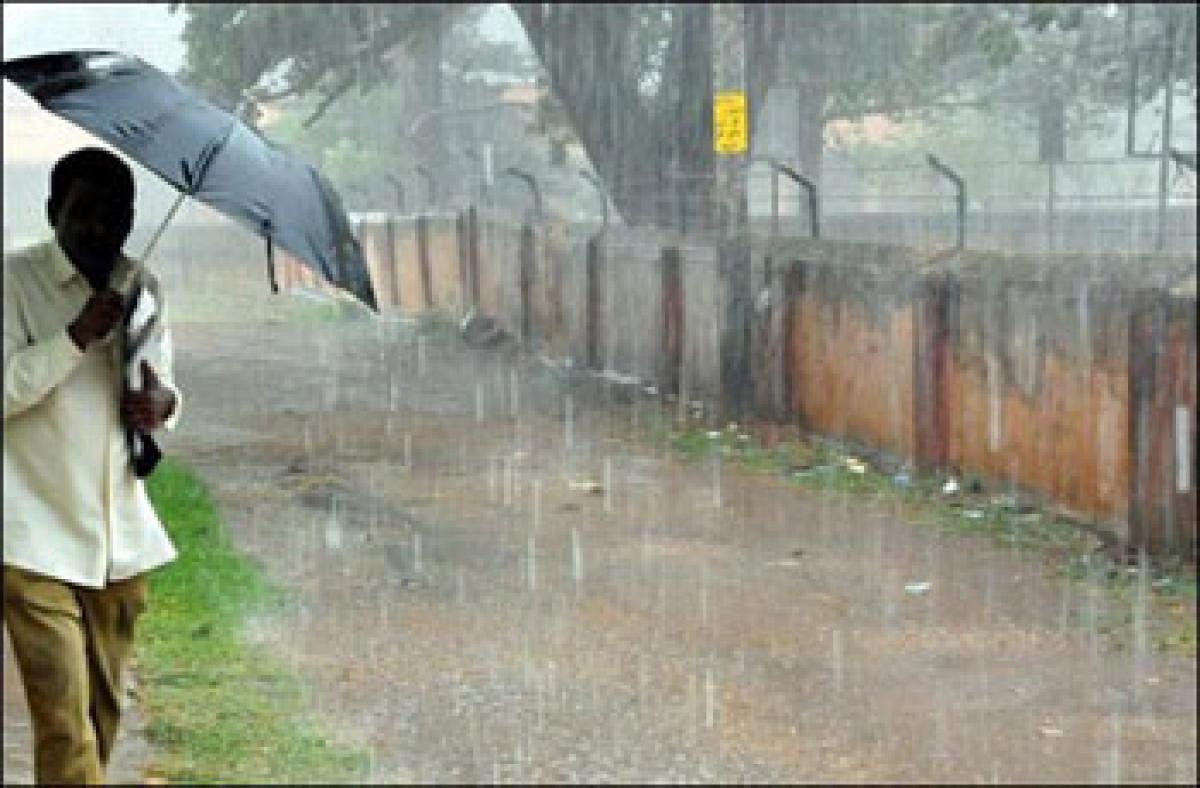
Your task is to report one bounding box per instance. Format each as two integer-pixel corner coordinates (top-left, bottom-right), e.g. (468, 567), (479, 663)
(140, 459), (369, 782)
(171, 3), (1198, 222)
(169, 4), (456, 109)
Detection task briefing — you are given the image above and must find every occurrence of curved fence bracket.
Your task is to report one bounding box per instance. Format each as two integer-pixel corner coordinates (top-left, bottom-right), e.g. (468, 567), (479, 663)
(769, 160), (819, 239)
(503, 167), (542, 221)
(926, 153), (965, 250)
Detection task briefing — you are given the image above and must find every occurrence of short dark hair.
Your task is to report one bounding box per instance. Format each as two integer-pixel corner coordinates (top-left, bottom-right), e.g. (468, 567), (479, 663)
(48, 147), (134, 219)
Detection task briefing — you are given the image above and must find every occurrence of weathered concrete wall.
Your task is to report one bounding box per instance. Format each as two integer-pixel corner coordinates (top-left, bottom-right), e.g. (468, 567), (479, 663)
(773, 239), (1195, 554)
(331, 213), (1195, 557)
(778, 246), (920, 459)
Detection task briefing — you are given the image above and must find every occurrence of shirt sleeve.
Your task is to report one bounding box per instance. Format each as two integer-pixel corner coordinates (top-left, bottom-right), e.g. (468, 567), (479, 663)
(141, 272), (183, 431)
(3, 265), (85, 421)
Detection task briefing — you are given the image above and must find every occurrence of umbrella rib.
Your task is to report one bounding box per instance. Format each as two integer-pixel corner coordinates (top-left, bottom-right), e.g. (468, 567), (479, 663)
(190, 119), (239, 195)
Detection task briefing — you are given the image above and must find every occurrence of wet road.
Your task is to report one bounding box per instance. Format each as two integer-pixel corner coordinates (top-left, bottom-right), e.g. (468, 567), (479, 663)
(163, 317), (1196, 784)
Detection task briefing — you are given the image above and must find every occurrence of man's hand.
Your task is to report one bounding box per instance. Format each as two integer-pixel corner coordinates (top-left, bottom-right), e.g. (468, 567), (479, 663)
(122, 361), (176, 432)
(68, 289), (124, 350)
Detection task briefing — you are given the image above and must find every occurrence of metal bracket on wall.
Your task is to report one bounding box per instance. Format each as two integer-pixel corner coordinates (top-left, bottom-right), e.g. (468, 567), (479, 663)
(926, 153), (965, 251)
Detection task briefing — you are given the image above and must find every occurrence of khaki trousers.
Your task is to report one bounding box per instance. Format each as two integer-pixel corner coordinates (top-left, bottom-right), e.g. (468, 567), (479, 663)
(3, 565), (147, 785)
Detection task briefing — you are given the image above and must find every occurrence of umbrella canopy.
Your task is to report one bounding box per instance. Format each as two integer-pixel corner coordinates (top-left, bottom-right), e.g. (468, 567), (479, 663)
(1, 50), (378, 311)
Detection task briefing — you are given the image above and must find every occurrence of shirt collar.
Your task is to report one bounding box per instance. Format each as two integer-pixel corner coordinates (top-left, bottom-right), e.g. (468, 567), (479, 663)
(47, 236), (80, 286)
(47, 236), (135, 290)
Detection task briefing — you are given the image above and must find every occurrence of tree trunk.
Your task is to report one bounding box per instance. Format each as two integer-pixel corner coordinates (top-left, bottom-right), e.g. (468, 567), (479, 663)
(676, 4), (714, 231)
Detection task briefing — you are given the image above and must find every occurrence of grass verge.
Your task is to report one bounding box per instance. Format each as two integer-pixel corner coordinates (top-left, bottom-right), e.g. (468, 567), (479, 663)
(138, 458), (369, 783)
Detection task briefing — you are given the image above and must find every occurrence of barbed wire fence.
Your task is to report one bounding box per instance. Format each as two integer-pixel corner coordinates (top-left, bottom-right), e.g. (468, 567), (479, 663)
(605, 154), (1197, 256)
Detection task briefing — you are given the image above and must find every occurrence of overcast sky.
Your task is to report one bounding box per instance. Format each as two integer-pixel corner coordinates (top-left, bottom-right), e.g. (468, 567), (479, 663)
(2, 3), (526, 73)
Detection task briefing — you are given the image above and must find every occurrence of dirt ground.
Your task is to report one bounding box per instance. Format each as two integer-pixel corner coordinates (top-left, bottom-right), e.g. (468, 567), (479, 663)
(4, 306), (1196, 784)
(162, 315), (1194, 784)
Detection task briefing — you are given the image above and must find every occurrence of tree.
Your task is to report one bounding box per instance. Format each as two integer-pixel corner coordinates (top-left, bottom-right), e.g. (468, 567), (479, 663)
(170, 3), (1198, 225)
(171, 4), (565, 213)
(169, 3), (461, 124)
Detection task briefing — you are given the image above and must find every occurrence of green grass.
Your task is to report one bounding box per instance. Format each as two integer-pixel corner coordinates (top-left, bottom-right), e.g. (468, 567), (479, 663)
(628, 406), (1197, 657)
(139, 458), (369, 783)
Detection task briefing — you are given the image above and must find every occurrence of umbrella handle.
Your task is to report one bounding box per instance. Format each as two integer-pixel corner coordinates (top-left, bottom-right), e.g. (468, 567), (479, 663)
(139, 191), (187, 265)
(266, 233), (278, 294)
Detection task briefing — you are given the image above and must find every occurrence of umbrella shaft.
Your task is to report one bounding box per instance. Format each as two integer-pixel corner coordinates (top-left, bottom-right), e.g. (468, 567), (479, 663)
(139, 191), (187, 265)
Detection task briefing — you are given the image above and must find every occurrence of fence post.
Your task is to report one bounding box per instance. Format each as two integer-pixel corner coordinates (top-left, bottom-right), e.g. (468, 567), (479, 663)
(586, 233), (604, 370)
(660, 246), (684, 402)
(416, 215), (433, 310)
(468, 206), (480, 310)
(456, 210), (469, 317)
(781, 259), (807, 428)
(751, 254), (787, 421)
(519, 222), (535, 345)
(386, 214), (399, 308)
(913, 270), (954, 471)
(719, 236), (753, 422)
(1126, 288), (1197, 556)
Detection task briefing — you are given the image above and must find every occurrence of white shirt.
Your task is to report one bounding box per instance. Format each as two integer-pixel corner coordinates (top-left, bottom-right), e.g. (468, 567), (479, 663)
(4, 237), (182, 588)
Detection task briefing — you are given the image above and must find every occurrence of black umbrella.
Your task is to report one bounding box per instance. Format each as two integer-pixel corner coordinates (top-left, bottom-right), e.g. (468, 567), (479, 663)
(1, 49), (379, 311)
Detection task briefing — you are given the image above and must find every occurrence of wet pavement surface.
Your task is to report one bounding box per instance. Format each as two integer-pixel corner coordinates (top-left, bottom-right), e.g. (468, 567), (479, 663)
(153, 317), (1195, 784)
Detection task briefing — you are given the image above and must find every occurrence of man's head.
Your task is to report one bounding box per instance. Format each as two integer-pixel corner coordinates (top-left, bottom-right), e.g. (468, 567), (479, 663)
(47, 147), (135, 287)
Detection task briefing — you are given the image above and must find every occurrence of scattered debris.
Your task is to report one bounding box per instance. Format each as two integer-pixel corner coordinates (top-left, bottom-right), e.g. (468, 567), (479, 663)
(568, 479), (604, 495)
(991, 493), (1037, 515)
(904, 581), (932, 595)
(459, 307), (512, 349)
(787, 464), (815, 479)
(755, 286), (771, 314)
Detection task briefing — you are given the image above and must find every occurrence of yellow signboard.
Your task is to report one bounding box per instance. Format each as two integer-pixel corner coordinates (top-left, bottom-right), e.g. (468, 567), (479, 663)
(713, 91), (748, 154)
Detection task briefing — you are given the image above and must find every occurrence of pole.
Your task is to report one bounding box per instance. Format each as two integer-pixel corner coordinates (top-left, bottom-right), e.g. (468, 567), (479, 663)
(713, 3), (751, 421)
(1047, 159), (1056, 253)
(770, 165), (779, 237)
(138, 192), (187, 264)
(1156, 6), (1177, 252)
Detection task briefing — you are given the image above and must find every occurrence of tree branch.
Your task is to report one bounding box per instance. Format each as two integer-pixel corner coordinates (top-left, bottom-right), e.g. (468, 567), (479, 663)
(301, 71), (358, 128)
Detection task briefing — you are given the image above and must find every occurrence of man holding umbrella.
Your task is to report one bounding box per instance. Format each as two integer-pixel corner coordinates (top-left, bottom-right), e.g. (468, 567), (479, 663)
(4, 146), (182, 783)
